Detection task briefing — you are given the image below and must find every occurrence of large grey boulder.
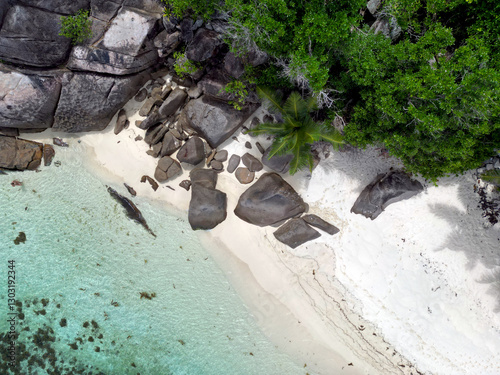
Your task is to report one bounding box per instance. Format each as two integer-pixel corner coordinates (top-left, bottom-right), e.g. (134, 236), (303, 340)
(17, 0), (90, 15)
(185, 28), (220, 62)
(188, 168), (226, 230)
(188, 184), (227, 230)
(351, 171), (424, 220)
(0, 69), (61, 129)
(158, 88), (187, 118)
(224, 52), (245, 79)
(0, 135), (43, 170)
(234, 172), (308, 226)
(53, 72), (147, 132)
(273, 218), (321, 249)
(179, 95), (256, 148)
(0, 5), (72, 67)
(190, 168), (217, 189)
(154, 155), (181, 182)
(67, 8), (159, 75)
(261, 147), (293, 174)
(177, 136), (205, 165)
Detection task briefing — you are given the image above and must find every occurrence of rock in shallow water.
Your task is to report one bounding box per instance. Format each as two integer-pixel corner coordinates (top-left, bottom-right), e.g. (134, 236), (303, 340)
(351, 171), (424, 220)
(0, 135), (43, 170)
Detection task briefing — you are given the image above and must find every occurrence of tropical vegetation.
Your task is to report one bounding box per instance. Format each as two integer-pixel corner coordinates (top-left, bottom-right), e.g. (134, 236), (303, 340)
(59, 9), (92, 45)
(162, 0), (500, 181)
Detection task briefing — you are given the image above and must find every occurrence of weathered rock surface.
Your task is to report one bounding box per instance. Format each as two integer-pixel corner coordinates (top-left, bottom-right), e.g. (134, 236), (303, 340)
(214, 150), (228, 162)
(135, 88), (148, 102)
(273, 218), (321, 249)
(189, 168), (217, 189)
(0, 135), (43, 170)
(53, 72), (146, 132)
(235, 172), (308, 226)
(185, 28), (220, 62)
(0, 5), (72, 67)
(261, 147), (293, 174)
(351, 171), (424, 220)
(235, 167), (254, 184)
(188, 184), (227, 230)
(242, 153), (263, 172)
(154, 30), (181, 58)
(179, 179), (191, 191)
(42, 144), (55, 166)
(114, 108), (128, 135)
(67, 8), (159, 75)
(224, 52), (245, 78)
(160, 132), (182, 156)
(210, 160), (223, 171)
(302, 214), (339, 235)
(227, 154), (240, 173)
(144, 124), (167, 145)
(188, 168), (226, 230)
(177, 136), (205, 165)
(0, 69), (61, 129)
(179, 96), (256, 148)
(158, 88), (187, 118)
(154, 155), (182, 182)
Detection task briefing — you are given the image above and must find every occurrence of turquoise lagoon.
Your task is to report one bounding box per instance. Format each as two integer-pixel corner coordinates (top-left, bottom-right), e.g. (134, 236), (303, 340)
(0, 144), (308, 374)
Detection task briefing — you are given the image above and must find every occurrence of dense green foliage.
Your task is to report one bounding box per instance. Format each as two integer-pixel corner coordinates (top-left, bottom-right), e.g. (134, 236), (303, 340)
(173, 51), (200, 77)
(250, 87), (344, 175)
(59, 10), (92, 44)
(162, 0), (500, 181)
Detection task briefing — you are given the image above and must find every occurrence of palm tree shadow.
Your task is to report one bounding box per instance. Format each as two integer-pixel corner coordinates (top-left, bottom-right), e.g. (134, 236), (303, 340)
(428, 179), (500, 311)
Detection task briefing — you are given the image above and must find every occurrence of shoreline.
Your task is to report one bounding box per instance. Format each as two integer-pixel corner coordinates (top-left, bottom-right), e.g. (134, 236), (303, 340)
(22, 77), (500, 374)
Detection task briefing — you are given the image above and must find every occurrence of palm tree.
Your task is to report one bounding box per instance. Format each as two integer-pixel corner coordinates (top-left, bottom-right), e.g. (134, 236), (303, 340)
(249, 86), (344, 175)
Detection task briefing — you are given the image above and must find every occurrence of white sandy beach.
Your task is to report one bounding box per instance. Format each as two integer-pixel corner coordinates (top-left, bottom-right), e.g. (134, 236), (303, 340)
(26, 78), (500, 375)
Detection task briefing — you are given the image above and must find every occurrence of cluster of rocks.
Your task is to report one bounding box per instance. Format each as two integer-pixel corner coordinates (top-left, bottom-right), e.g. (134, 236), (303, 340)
(0, 135), (56, 170)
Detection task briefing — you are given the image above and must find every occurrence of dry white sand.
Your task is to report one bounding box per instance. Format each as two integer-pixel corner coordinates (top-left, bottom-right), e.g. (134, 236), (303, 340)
(26, 77), (500, 375)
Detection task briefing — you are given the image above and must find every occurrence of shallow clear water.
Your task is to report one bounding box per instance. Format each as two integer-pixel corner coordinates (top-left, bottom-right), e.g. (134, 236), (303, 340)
(0, 145), (308, 375)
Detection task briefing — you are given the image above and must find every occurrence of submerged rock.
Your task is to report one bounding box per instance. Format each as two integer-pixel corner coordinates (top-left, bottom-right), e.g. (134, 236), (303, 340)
(351, 171), (424, 220)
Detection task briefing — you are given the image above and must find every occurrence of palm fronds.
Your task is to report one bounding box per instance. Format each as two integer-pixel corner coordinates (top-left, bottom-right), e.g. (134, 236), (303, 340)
(251, 86), (345, 175)
(481, 169), (500, 187)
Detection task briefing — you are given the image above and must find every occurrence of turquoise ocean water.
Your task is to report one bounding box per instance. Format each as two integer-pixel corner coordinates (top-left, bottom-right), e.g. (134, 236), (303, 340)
(0, 145), (308, 375)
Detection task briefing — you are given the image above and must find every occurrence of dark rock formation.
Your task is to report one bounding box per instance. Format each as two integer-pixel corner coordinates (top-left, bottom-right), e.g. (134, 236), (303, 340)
(43, 144), (55, 166)
(140, 175), (159, 191)
(273, 218), (321, 249)
(302, 214), (339, 235)
(224, 52), (245, 78)
(227, 154), (240, 173)
(179, 96), (256, 148)
(107, 186), (156, 237)
(154, 156), (182, 182)
(188, 168), (226, 230)
(235, 172), (308, 226)
(159, 132), (182, 156)
(67, 8), (160, 75)
(242, 153), (263, 172)
(0, 136), (43, 170)
(144, 124), (168, 145)
(53, 138), (69, 147)
(179, 180), (191, 191)
(154, 29), (181, 58)
(214, 150), (228, 162)
(134, 88), (148, 102)
(0, 69), (61, 129)
(114, 109), (128, 135)
(261, 147), (293, 174)
(351, 171), (424, 220)
(124, 183), (137, 196)
(211, 160), (223, 171)
(0, 5), (72, 67)
(185, 28), (220, 62)
(235, 167), (254, 184)
(158, 88), (187, 118)
(53, 72), (146, 132)
(177, 136), (205, 165)
(189, 168), (217, 189)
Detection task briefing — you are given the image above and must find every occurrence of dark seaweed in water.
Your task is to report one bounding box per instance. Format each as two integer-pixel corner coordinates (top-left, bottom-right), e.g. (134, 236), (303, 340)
(13, 232), (26, 245)
(107, 186), (156, 237)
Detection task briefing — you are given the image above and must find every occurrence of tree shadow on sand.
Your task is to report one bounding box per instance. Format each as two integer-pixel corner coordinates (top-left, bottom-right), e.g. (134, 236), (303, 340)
(428, 176), (500, 312)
